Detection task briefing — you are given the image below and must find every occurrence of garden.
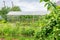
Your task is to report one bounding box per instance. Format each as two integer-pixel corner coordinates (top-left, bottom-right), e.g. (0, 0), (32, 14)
(0, 0), (60, 40)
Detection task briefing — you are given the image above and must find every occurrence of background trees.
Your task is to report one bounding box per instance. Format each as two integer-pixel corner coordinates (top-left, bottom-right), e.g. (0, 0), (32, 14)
(0, 6), (21, 21)
(11, 6), (21, 11)
(0, 7), (10, 21)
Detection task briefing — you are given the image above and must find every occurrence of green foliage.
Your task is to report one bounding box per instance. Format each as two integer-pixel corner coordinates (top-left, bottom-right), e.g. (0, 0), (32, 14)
(0, 6), (21, 21)
(0, 7), (10, 15)
(34, 28), (46, 40)
(0, 0), (60, 40)
(40, 0), (50, 2)
(21, 28), (35, 36)
(40, 0), (57, 14)
(11, 6), (21, 11)
(0, 7), (10, 21)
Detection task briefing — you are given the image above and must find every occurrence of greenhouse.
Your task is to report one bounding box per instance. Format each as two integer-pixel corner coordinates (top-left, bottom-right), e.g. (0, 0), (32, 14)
(7, 11), (49, 21)
(7, 11), (49, 26)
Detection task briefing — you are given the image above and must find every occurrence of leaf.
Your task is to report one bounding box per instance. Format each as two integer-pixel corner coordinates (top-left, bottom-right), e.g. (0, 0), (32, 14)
(44, 3), (48, 7)
(40, 0), (43, 2)
(44, 0), (49, 2)
(50, 2), (57, 9)
(47, 3), (51, 10)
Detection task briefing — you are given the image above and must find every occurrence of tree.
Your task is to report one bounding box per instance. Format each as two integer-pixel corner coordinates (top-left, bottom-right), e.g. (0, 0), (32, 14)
(39, 0), (60, 40)
(40, 0), (57, 13)
(0, 7), (10, 22)
(0, 6), (21, 22)
(11, 6), (21, 11)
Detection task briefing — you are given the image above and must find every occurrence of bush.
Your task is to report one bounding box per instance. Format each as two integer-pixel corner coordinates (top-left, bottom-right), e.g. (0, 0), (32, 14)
(21, 28), (35, 36)
(34, 27), (46, 40)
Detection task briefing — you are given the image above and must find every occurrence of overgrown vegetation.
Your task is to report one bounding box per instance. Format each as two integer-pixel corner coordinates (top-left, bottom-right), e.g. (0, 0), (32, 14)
(0, 0), (60, 40)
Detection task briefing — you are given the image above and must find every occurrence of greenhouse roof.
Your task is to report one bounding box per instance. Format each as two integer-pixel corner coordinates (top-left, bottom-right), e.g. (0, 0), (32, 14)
(7, 11), (50, 15)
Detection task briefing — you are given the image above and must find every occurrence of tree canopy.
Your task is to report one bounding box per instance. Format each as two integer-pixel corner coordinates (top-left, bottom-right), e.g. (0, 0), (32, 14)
(0, 6), (21, 21)
(11, 6), (21, 11)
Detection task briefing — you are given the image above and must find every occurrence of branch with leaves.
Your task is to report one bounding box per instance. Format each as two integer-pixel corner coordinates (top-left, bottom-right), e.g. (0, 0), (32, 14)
(40, 0), (57, 13)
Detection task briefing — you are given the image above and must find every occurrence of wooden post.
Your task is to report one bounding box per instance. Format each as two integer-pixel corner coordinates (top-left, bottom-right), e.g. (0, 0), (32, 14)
(38, 15), (40, 27)
(11, 1), (14, 7)
(33, 15), (34, 27)
(3, 1), (6, 7)
(26, 15), (29, 25)
(24, 16), (25, 26)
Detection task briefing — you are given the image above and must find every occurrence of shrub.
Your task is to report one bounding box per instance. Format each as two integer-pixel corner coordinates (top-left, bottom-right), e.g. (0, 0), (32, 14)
(34, 27), (46, 40)
(21, 28), (35, 36)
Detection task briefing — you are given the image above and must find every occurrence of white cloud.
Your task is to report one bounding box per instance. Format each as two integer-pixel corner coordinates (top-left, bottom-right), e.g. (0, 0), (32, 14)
(13, 1), (47, 11)
(0, 0), (47, 11)
(19, 0), (39, 2)
(50, 0), (60, 2)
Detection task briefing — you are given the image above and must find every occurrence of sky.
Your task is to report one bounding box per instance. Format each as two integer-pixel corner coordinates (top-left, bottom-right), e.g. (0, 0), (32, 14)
(0, 0), (59, 11)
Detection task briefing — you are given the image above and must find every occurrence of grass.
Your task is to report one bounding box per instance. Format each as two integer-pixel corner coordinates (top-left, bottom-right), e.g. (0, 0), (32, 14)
(0, 21), (42, 40)
(0, 18), (58, 40)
